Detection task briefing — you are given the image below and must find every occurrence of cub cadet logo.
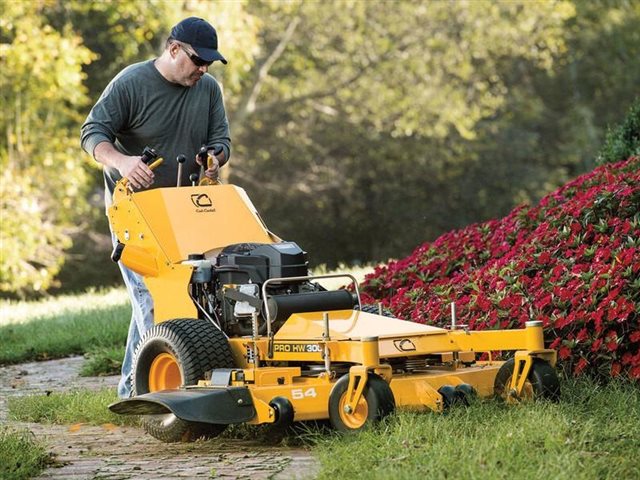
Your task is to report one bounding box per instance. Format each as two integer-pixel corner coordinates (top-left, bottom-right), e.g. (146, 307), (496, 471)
(393, 338), (416, 352)
(273, 343), (322, 354)
(190, 193), (215, 213)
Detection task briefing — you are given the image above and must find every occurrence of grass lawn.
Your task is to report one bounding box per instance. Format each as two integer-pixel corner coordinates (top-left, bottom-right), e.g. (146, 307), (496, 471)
(0, 288), (129, 368)
(313, 379), (640, 480)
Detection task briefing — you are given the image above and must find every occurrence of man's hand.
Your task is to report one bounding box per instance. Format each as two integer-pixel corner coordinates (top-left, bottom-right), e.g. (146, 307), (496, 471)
(195, 148), (225, 180)
(118, 156), (155, 189)
(94, 142), (154, 189)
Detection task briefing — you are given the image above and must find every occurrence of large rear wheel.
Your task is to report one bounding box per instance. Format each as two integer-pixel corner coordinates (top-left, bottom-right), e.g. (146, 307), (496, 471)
(132, 318), (234, 442)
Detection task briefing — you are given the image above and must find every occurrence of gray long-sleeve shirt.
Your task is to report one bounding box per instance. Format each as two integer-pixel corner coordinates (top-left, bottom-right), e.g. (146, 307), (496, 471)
(81, 59), (231, 206)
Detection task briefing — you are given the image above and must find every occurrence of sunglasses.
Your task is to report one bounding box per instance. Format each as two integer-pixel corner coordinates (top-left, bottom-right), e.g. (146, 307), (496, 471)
(179, 45), (212, 68)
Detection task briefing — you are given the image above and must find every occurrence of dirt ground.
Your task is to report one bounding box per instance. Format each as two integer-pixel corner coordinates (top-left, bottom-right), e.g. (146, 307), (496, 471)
(0, 357), (319, 479)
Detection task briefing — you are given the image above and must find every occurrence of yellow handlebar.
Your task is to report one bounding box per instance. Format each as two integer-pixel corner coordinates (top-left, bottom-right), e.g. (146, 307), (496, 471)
(148, 158), (163, 171)
(122, 157), (164, 192)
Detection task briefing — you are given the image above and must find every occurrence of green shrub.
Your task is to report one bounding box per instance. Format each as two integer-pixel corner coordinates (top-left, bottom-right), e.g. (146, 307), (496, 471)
(596, 98), (640, 164)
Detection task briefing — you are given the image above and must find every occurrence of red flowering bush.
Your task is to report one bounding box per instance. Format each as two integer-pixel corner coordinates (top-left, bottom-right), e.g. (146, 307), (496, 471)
(361, 157), (640, 381)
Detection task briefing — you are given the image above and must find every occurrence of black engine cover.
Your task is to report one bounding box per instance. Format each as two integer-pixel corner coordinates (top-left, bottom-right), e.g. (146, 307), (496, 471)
(216, 242), (308, 284)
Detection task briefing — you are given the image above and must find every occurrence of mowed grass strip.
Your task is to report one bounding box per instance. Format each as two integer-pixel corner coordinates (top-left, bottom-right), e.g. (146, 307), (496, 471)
(8, 388), (138, 427)
(0, 426), (51, 480)
(314, 379), (640, 480)
(6, 387), (294, 441)
(0, 288), (130, 365)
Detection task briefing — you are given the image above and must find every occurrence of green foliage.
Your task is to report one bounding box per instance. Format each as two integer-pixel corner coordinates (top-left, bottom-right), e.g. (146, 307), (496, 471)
(43, 1), (178, 101)
(0, 427), (50, 480)
(0, 169), (72, 293)
(1, 0), (639, 290)
(596, 98), (640, 164)
(236, 1), (575, 139)
(0, 0), (94, 295)
(8, 388), (138, 426)
(231, 0), (579, 265)
(234, 0), (640, 267)
(314, 379), (640, 479)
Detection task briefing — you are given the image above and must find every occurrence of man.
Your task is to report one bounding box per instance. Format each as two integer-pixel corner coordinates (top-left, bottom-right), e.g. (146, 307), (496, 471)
(81, 17), (231, 398)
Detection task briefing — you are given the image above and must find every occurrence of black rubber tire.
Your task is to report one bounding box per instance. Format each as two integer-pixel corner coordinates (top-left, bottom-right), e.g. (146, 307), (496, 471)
(132, 318), (234, 442)
(358, 304), (394, 317)
(494, 358), (561, 402)
(264, 396), (296, 444)
(328, 373), (395, 433)
(454, 383), (476, 406)
(270, 396), (295, 428)
(438, 385), (459, 409)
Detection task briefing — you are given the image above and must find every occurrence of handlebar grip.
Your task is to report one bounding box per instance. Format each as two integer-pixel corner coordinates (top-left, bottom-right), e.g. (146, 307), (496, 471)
(141, 146), (159, 164)
(197, 145), (223, 164)
(212, 145), (224, 156)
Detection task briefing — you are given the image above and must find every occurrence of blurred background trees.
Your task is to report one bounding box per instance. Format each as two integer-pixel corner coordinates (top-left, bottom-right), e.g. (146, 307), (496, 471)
(1, 0), (638, 296)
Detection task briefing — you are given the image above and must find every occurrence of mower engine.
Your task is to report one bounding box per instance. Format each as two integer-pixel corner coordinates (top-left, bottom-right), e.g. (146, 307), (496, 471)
(185, 242), (354, 336)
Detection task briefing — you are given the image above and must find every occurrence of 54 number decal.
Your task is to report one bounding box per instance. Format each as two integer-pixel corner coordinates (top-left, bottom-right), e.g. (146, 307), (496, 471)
(291, 387), (317, 400)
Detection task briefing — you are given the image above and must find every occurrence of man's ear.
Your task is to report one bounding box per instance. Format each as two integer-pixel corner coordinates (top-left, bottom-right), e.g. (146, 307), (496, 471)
(169, 42), (180, 59)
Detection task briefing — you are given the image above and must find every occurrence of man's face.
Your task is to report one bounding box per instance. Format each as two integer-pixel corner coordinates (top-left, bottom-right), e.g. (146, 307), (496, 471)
(171, 43), (211, 87)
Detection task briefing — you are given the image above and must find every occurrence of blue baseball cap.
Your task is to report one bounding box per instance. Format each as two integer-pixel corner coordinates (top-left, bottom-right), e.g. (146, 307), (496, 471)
(171, 17), (227, 65)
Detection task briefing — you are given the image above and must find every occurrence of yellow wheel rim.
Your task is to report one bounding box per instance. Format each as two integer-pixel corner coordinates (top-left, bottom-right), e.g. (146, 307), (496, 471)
(338, 392), (369, 429)
(149, 353), (181, 391)
(502, 375), (534, 404)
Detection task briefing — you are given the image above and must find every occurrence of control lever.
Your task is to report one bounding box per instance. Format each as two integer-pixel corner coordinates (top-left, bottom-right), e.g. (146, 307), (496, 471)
(176, 154), (186, 187)
(197, 145), (223, 186)
(189, 173), (199, 186)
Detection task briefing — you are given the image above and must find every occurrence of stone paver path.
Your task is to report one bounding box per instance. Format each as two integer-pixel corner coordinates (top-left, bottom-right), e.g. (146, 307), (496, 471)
(0, 357), (319, 479)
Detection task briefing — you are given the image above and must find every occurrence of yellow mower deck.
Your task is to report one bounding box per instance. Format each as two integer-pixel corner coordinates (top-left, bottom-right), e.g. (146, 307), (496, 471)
(112, 308), (555, 426)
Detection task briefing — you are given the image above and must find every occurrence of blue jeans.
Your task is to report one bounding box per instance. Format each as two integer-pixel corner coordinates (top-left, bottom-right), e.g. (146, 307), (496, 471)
(111, 233), (154, 398)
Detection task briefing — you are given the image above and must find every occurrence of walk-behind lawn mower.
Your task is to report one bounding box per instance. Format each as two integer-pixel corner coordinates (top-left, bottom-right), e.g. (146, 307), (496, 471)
(108, 148), (560, 443)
